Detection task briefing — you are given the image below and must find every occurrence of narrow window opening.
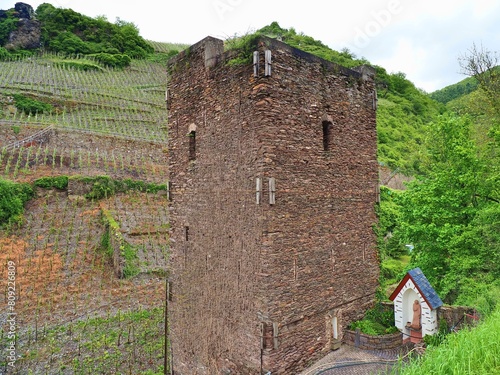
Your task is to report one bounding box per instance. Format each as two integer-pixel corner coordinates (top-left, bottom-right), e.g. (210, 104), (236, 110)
(188, 131), (196, 161)
(185, 226), (189, 241)
(322, 121), (332, 151)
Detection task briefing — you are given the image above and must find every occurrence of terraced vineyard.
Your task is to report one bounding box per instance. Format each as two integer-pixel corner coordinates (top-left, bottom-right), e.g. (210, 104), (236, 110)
(0, 53), (174, 374)
(0, 54), (168, 142)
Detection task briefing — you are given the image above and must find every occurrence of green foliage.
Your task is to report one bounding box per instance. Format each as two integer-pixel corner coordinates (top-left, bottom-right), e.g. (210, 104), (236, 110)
(35, 3), (153, 58)
(225, 22), (368, 67)
(89, 52), (131, 68)
(146, 50), (178, 64)
(376, 70), (443, 172)
(50, 58), (103, 71)
(121, 242), (139, 278)
(376, 187), (406, 258)
(85, 176), (117, 200)
(11, 307), (166, 373)
(396, 114), (500, 304)
(12, 93), (53, 115)
(396, 307), (500, 375)
(349, 304), (398, 335)
(0, 177), (34, 227)
(79, 176), (167, 200)
(34, 176), (69, 190)
(100, 206), (140, 278)
(0, 46), (11, 59)
(49, 31), (89, 54)
(380, 257), (409, 284)
(258, 22), (368, 68)
(100, 227), (112, 258)
(0, 14), (17, 46)
(423, 318), (450, 348)
(225, 32), (263, 66)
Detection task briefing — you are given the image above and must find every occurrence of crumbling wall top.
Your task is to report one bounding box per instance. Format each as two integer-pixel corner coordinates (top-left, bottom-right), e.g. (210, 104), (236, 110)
(167, 34), (374, 81)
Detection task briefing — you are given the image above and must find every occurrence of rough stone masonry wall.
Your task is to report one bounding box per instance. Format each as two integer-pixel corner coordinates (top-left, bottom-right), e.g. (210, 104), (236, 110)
(167, 37), (379, 375)
(167, 38), (265, 374)
(343, 329), (403, 350)
(254, 39), (379, 373)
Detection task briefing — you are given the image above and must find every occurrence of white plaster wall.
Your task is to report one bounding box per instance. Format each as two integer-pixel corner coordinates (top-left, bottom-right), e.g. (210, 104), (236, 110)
(392, 279), (438, 337)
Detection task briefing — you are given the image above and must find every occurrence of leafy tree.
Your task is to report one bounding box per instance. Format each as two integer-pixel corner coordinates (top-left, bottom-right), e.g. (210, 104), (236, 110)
(376, 186), (405, 259)
(0, 15), (17, 46)
(397, 114), (499, 303)
(459, 43), (500, 113)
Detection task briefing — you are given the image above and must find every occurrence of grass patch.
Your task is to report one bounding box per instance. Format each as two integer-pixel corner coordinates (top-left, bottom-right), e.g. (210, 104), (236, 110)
(395, 307), (500, 374)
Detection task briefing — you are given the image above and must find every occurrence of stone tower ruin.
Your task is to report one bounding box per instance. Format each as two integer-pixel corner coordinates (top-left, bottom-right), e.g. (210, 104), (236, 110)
(166, 35), (380, 374)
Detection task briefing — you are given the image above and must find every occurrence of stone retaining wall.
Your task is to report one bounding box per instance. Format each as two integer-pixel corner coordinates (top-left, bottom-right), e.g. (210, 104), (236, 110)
(343, 329), (402, 350)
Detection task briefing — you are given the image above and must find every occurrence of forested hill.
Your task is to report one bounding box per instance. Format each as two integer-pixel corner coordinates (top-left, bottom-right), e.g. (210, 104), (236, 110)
(0, 2), (181, 67)
(430, 75), (479, 104)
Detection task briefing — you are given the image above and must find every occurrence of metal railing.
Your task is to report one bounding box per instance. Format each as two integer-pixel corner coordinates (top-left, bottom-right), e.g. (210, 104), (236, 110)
(1, 125), (54, 152)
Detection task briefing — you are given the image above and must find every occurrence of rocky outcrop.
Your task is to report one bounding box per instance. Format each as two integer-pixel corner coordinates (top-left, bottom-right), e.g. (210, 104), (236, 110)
(1, 3), (41, 50)
(14, 2), (35, 20)
(6, 18), (41, 50)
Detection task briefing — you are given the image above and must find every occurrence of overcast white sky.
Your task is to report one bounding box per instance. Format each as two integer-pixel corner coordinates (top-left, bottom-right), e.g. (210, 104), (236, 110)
(2, 0), (500, 92)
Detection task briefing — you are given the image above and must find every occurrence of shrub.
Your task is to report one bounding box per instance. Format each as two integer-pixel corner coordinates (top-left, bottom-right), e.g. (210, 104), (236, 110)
(85, 176), (116, 200)
(0, 46), (11, 60)
(51, 59), (103, 71)
(0, 17), (17, 46)
(34, 176), (69, 190)
(12, 94), (53, 115)
(349, 303), (399, 335)
(89, 52), (131, 68)
(0, 178), (34, 227)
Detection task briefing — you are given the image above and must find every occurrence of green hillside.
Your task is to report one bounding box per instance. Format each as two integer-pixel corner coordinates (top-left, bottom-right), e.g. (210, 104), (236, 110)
(430, 75), (479, 104)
